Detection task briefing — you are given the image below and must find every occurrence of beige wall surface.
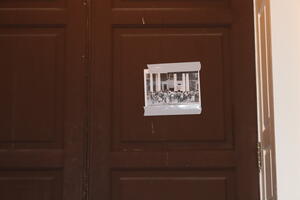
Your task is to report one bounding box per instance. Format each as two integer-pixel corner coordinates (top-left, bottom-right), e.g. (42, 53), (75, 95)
(270, 0), (300, 199)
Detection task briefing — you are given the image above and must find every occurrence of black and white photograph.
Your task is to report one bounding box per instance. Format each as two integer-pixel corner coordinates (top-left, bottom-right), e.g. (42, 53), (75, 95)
(144, 62), (202, 116)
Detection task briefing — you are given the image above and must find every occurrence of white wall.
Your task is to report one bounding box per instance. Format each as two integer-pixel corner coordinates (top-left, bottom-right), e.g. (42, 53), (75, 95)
(270, 1), (300, 199)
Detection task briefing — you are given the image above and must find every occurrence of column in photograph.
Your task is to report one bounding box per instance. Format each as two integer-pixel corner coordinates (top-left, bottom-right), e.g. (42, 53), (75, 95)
(196, 72), (199, 90)
(186, 73), (190, 91)
(182, 73), (186, 91)
(174, 73), (177, 91)
(150, 73), (153, 92)
(156, 73), (161, 91)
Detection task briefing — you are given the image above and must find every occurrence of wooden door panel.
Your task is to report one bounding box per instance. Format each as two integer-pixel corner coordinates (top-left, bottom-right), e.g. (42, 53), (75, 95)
(110, 151), (235, 168)
(0, 0), (65, 8)
(112, 9), (232, 25)
(0, 28), (64, 149)
(112, 170), (234, 200)
(0, 170), (62, 200)
(113, 0), (229, 8)
(112, 28), (233, 151)
(0, 0), (86, 200)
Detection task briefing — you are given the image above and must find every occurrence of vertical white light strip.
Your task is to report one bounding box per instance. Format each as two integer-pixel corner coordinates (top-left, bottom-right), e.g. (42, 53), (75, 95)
(157, 73), (161, 91)
(182, 73), (186, 91)
(264, 4), (271, 119)
(174, 73), (177, 91)
(258, 11), (266, 132)
(186, 73), (190, 91)
(144, 70), (148, 107)
(150, 73), (153, 92)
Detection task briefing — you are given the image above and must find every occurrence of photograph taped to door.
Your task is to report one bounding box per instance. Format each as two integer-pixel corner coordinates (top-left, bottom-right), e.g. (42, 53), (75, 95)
(144, 62), (202, 116)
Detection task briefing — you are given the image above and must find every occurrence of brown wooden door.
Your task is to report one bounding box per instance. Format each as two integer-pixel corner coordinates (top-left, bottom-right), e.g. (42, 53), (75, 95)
(0, 1), (87, 200)
(89, 0), (260, 200)
(254, 0), (278, 199)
